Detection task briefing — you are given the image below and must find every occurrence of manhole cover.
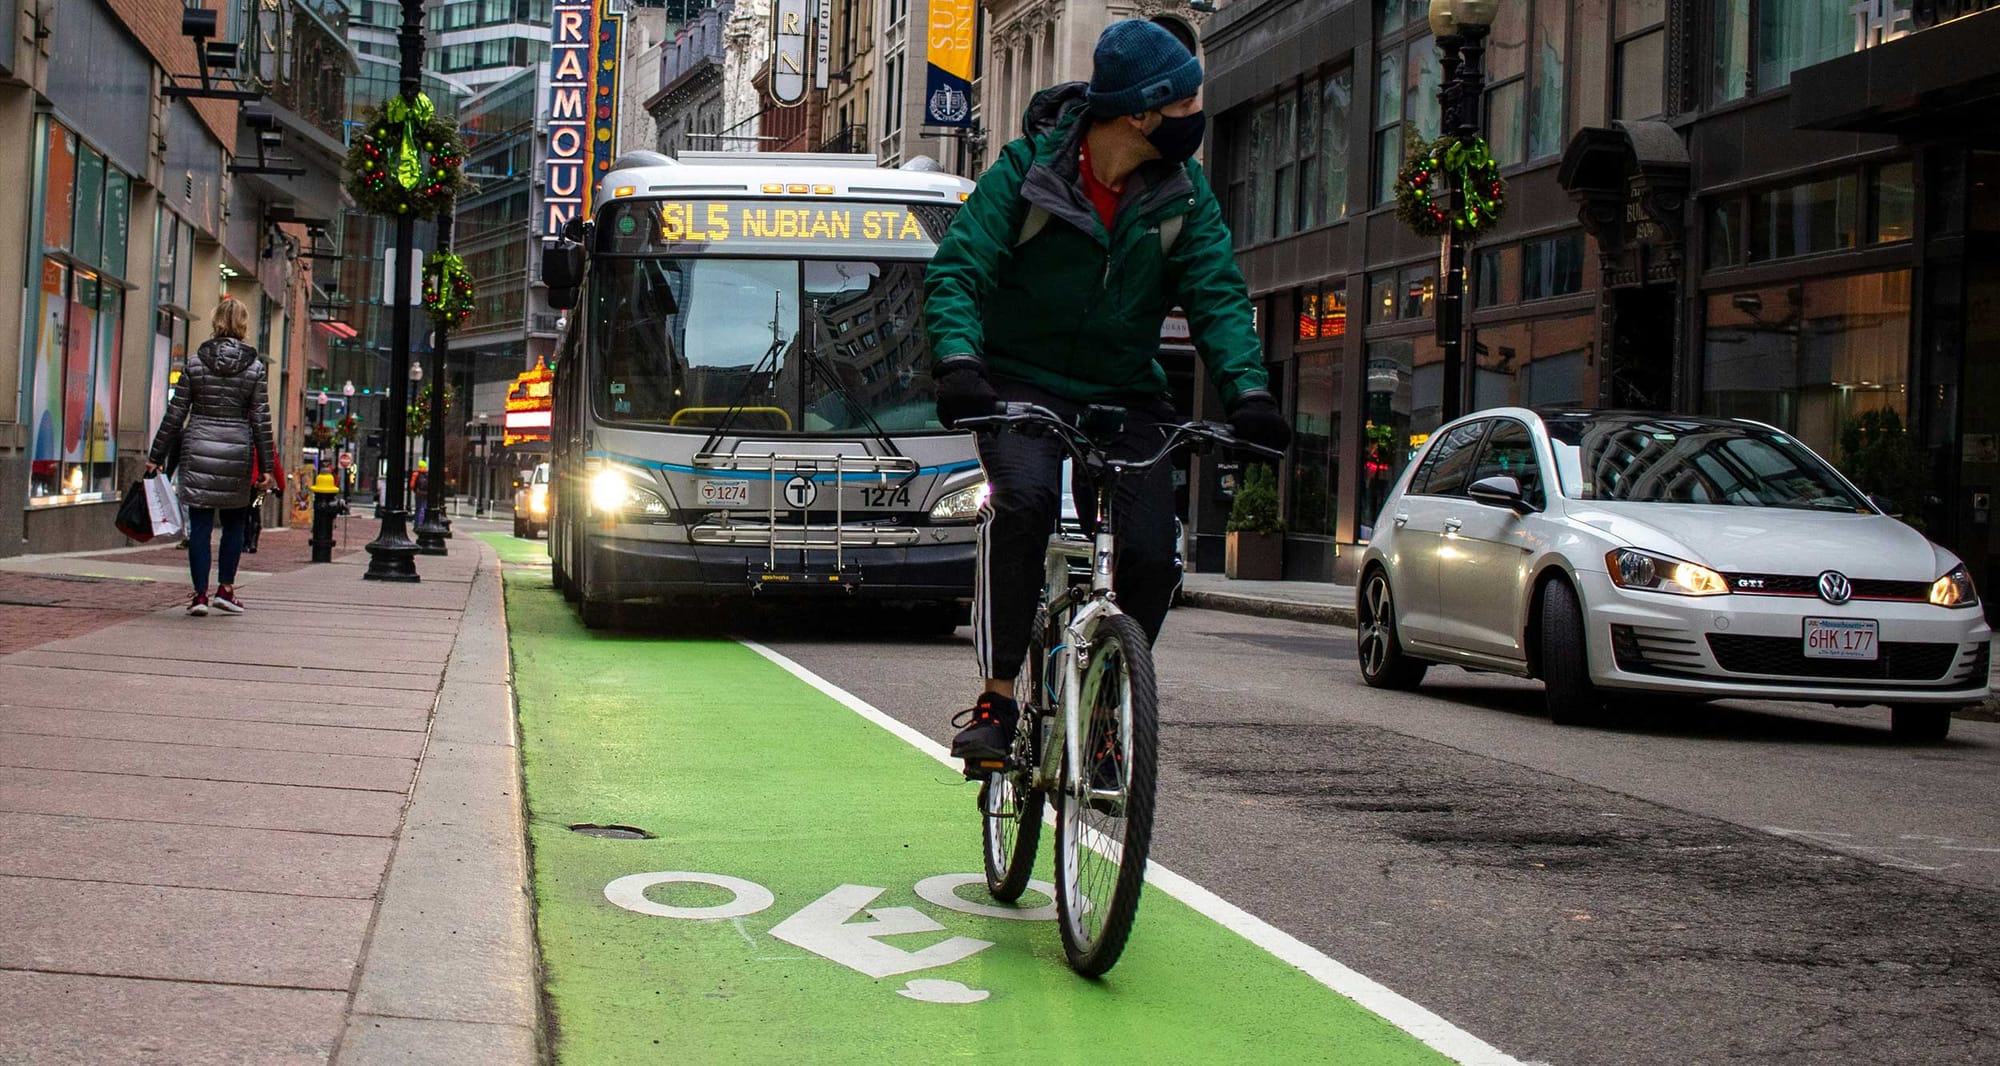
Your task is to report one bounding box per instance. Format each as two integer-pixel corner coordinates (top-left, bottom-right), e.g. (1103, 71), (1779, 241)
(568, 823), (654, 839)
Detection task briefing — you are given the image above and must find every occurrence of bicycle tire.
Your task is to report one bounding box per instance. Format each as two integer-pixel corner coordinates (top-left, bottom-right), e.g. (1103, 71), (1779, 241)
(983, 608), (1047, 900)
(1054, 611), (1157, 977)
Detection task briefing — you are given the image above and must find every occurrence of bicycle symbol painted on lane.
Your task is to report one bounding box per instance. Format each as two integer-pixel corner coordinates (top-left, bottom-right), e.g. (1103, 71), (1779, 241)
(604, 870), (1060, 1004)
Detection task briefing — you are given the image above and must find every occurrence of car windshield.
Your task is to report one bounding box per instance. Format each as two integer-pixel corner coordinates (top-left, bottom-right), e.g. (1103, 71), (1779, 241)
(1543, 416), (1871, 511)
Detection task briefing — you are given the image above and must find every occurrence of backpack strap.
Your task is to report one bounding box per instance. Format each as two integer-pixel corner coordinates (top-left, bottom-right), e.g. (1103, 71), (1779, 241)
(1014, 204), (1051, 248)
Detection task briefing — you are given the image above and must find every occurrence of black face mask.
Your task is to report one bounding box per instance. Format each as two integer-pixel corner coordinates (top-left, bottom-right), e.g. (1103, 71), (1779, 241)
(1146, 110), (1207, 163)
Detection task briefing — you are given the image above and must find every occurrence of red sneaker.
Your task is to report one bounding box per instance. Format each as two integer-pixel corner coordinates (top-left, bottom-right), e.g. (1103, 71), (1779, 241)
(211, 585), (244, 614)
(187, 594), (209, 617)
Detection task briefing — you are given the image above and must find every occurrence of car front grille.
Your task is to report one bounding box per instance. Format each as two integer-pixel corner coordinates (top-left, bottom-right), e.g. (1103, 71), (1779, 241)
(1722, 572), (1930, 602)
(1706, 634), (1963, 682)
(1610, 625), (1705, 675)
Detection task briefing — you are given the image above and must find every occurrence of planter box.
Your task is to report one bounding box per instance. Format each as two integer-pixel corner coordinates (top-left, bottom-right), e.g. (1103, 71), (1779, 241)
(1225, 531), (1283, 581)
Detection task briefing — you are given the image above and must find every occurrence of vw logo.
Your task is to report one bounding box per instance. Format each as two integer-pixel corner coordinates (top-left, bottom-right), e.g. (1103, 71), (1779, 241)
(1817, 570), (1853, 605)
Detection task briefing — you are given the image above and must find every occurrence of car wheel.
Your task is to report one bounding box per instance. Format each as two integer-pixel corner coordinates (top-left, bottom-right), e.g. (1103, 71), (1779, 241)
(1356, 568), (1428, 690)
(1540, 578), (1603, 727)
(1890, 705), (1952, 743)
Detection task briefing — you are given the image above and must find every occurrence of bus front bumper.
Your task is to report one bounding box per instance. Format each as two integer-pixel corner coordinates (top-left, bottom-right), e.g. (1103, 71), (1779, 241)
(582, 535), (976, 604)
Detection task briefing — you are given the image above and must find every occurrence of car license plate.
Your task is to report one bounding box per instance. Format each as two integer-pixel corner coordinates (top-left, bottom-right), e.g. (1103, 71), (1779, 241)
(698, 479), (751, 507)
(1804, 617), (1878, 661)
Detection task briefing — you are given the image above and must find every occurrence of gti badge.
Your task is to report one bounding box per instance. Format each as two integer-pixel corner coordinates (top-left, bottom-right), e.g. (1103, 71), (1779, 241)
(1817, 570), (1853, 605)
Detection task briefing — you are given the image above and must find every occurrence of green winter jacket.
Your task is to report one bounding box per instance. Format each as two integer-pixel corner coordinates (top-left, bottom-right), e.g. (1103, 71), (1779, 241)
(924, 85), (1269, 409)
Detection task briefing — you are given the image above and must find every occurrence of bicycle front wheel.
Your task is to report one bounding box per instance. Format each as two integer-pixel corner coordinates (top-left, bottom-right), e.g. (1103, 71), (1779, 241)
(1054, 611), (1158, 977)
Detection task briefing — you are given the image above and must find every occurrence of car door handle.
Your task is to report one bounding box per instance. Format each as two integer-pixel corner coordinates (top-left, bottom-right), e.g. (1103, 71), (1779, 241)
(1393, 512), (1409, 528)
(1443, 517), (1463, 533)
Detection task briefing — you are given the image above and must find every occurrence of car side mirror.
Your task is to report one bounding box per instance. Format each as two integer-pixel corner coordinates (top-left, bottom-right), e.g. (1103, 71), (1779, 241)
(543, 239), (587, 309)
(1468, 475), (1531, 514)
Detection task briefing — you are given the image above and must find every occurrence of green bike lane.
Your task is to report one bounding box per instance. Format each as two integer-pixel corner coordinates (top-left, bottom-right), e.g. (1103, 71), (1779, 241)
(480, 535), (1510, 1064)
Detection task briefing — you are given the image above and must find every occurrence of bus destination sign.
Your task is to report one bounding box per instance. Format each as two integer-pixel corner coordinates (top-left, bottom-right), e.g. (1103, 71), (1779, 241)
(601, 199), (948, 254)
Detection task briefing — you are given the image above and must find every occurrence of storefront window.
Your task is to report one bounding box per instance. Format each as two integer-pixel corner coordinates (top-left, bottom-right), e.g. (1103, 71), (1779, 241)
(1372, 50), (1403, 205)
(1292, 342), (1340, 537)
(27, 119), (134, 502)
(1702, 271), (1911, 459)
(1360, 335), (1442, 538)
(1521, 232), (1585, 300)
(1749, 174), (1859, 261)
(1870, 161), (1915, 244)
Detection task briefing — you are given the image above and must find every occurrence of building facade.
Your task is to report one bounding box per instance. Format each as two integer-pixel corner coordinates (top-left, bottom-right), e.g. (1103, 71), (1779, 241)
(0, 0), (352, 556)
(648, 0), (731, 154)
(1191, 0), (2000, 591)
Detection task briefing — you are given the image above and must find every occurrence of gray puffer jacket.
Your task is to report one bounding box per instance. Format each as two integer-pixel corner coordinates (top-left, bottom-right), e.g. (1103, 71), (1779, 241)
(148, 337), (278, 510)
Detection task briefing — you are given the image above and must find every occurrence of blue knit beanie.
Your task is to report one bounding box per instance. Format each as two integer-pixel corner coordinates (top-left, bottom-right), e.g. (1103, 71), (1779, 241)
(1086, 20), (1203, 118)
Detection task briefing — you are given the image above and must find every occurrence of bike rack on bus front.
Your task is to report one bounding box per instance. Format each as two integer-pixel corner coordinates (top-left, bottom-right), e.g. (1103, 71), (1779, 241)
(689, 449), (922, 592)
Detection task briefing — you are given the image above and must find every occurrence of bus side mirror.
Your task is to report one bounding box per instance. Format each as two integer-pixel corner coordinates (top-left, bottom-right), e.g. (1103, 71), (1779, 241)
(543, 240), (586, 309)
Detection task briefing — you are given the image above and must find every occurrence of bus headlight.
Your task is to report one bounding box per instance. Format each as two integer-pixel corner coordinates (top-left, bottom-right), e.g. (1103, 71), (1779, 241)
(929, 480), (989, 524)
(590, 468), (670, 518)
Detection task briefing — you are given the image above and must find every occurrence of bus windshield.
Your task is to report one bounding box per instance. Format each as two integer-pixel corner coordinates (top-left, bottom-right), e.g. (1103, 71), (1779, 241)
(590, 256), (940, 434)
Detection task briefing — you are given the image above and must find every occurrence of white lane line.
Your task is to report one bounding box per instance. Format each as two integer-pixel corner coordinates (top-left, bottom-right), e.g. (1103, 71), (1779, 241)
(741, 640), (1527, 1066)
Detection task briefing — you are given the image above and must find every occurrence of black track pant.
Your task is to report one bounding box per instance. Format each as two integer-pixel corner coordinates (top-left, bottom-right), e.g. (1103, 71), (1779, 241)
(974, 380), (1180, 681)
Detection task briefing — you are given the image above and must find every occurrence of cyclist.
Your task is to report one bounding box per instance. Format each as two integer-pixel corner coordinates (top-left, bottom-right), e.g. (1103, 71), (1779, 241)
(924, 19), (1290, 775)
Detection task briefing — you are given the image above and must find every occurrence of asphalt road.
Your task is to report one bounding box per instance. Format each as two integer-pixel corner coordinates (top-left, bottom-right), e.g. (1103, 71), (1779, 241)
(756, 606), (2000, 1066)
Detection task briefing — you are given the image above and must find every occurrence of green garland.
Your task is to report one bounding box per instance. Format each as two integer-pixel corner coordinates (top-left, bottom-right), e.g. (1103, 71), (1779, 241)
(423, 252), (476, 328)
(1394, 133), (1506, 239)
(343, 94), (464, 216)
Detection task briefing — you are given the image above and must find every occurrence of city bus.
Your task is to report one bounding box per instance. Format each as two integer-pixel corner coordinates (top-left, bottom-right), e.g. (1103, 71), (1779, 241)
(541, 150), (981, 630)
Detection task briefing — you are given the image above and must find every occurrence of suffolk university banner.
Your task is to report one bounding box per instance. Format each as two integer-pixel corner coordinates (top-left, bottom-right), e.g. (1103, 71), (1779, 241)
(545, 0), (625, 236)
(923, 0), (975, 128)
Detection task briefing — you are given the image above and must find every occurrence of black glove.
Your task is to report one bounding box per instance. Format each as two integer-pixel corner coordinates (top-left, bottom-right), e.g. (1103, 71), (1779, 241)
(935, 362), (999, 429)
(1227, 393), (1291, 453)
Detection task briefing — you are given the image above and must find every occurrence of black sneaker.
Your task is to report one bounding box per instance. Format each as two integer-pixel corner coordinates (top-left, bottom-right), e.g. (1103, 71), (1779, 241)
(951, 693), (1018, 779)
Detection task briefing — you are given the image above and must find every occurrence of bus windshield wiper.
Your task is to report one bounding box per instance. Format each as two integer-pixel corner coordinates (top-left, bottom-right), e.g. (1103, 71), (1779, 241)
(699, 289), (791, 455)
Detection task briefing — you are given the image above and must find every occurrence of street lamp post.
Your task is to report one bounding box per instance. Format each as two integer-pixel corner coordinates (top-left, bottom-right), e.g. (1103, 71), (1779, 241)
(473, 415), (489, 517)
(414, 206), (457, 555)
(1429, 0), (1495, 423)
(363, 0), (427, 583)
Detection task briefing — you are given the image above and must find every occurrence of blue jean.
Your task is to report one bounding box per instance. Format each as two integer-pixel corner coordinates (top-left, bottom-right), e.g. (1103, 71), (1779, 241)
(187, 506), (249, 595)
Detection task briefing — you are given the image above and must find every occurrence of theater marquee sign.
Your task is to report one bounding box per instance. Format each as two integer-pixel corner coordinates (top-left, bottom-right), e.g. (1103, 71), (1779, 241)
(544, 0), (625, 237)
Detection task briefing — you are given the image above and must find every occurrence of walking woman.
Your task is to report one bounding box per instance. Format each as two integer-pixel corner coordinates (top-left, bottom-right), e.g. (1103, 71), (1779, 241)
(146, 296), (277, 616)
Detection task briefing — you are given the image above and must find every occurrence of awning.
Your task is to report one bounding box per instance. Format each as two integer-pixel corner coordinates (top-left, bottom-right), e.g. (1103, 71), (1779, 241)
(315, 319), (358, 339)
(1792, 9), (2000, 137)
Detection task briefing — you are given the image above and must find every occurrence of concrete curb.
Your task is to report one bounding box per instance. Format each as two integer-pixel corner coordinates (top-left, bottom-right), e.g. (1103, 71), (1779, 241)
(1179, 588), (1356, 628)
(334, 542), (543, 1065)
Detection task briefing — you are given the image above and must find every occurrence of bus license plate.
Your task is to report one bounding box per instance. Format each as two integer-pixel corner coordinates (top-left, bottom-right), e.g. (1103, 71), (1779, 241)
(1804, 617), (1877, 661)
(699, 479), (751, 507)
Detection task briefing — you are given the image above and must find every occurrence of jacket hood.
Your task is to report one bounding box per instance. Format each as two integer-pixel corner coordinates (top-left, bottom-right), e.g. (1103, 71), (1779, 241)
(1021, 82), (1089, 140)
(199, 338), (259, 376)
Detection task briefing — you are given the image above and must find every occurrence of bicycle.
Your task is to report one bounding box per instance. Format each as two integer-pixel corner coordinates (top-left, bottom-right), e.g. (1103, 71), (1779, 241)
(956, 402), (1282, 976)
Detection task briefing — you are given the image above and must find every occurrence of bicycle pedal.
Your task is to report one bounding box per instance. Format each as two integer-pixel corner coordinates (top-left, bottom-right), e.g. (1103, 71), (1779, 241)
(961, 757), (1007, 780)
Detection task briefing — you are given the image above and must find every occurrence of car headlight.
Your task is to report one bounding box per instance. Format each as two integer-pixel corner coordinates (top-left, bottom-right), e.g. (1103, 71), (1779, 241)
(529, 487), (549, 514)
(1605, 548), (1728, 596)
(589, 468), (670, 518)
(1930, 565), (1978, 608)
(929, 480), (990, 524)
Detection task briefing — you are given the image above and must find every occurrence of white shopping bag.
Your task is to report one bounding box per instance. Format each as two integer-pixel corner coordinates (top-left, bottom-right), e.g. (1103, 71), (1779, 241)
(143, 475), (184, 538)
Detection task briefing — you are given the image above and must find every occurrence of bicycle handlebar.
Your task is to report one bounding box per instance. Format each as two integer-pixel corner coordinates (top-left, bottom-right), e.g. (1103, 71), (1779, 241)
(955, 402), (1285, 473)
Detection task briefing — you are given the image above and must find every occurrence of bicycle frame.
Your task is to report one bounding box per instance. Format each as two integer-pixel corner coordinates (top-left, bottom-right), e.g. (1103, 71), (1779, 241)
(1029, 525), (1124, 805)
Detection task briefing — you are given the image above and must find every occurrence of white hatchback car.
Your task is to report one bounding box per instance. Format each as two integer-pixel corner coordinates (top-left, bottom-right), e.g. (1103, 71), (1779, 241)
(1356, 409), (1989, 740)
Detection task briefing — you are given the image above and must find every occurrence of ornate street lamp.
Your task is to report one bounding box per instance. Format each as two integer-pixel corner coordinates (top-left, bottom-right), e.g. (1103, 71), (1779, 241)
(1429, 0), (1495, 422)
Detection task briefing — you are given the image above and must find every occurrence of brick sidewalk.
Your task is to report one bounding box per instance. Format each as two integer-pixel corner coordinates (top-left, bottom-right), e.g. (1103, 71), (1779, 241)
(0, 541), (536, 1064)
(0, 530), (363, 657)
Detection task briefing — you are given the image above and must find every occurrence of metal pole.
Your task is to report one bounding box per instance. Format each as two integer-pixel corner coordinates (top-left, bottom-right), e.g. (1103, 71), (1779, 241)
(363, 0), (426, 583)
(416, 204), (456, 554)
(1435, 32), (1464, 423)
(1456, 24), (1489, 416)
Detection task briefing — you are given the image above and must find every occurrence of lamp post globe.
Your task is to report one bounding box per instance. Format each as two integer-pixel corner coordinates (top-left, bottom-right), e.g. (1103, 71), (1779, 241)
(410, 359), (424, 383)
(342, 380), (355, 398)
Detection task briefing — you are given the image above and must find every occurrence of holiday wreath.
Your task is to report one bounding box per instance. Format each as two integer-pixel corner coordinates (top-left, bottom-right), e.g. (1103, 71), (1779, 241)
(344, 94), (465, 217)
(1393, 133), (1506, 239)
(423, 252), (476, 328)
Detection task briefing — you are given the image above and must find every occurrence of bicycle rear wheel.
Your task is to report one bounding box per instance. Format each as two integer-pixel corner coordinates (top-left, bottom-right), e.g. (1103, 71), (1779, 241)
(982, 608), (1047, 900)
(1054, 611), (1157, 977)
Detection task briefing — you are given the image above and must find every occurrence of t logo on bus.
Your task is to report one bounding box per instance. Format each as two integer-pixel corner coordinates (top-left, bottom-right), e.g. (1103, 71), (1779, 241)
(784, 474), (818, 509)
